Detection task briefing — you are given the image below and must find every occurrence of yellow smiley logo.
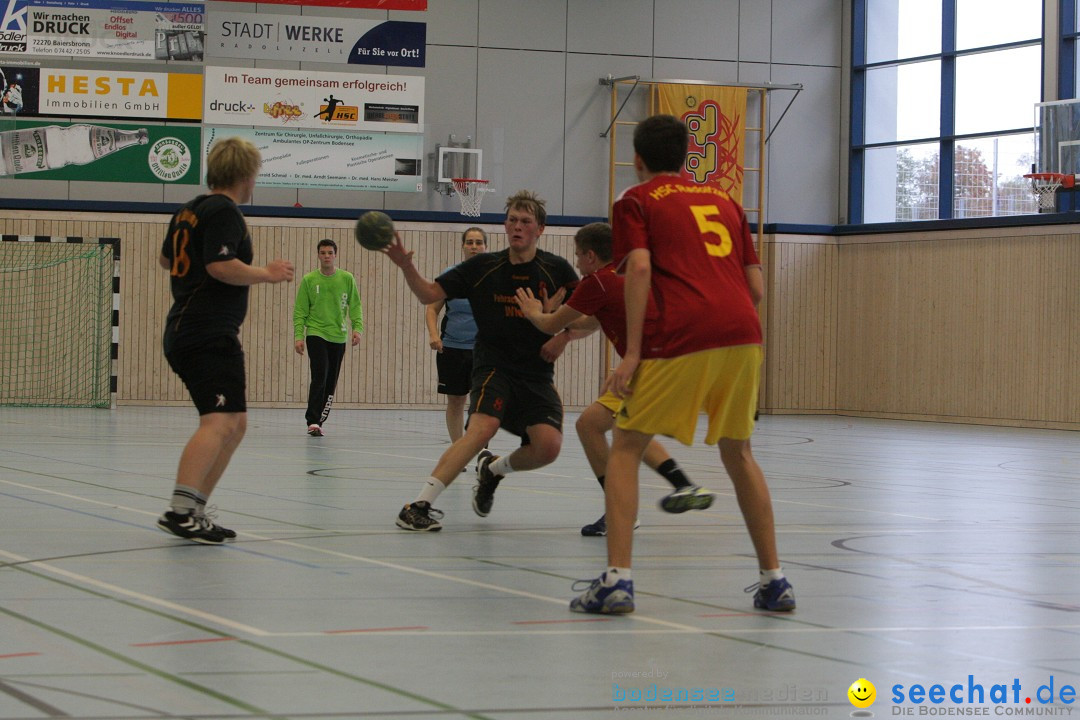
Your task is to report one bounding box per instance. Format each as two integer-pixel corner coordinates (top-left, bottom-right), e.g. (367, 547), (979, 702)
(848, 678), (876, 708)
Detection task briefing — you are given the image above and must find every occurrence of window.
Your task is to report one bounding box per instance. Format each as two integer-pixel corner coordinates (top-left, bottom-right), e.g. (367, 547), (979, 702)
(851, 0), (1042, 223)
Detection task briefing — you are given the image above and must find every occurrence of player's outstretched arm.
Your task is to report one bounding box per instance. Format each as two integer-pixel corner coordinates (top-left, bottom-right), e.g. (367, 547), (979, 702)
(208, 258), (294, 286)
(538, 316), (600, 362)
(381, 232), (446, 305)
(515, 287), (583, 335)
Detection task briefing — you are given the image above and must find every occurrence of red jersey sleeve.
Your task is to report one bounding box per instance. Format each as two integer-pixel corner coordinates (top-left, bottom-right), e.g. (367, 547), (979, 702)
(565, 272), (605, 316)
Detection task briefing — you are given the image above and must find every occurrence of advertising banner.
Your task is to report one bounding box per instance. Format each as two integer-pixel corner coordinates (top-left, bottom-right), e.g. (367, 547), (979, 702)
(1, 0), (205, 61)
(1, 65), (38, 115)
(204, 126), (423, 192)
(213, 0), (425, 9)
(0, 119), (200, 182)
(658, 84), (747, 203)
(208, 12), (424, 68)
(203, 65), (423, 133)
(37, 68), (201, 120)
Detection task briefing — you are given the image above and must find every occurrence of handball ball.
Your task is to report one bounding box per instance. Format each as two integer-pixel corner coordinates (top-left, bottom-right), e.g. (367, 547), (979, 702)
(355, 211), (396, 250)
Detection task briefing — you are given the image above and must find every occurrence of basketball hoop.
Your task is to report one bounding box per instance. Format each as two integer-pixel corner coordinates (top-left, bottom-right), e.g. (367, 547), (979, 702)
(1024, 172), (1075, 212)
(451, 178), (490, 217)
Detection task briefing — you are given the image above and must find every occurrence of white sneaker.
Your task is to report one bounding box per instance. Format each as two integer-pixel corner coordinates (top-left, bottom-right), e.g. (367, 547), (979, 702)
(307, 424), (323, 437)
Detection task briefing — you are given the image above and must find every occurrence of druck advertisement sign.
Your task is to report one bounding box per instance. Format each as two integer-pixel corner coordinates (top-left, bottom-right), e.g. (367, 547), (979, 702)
(204, 126), (423, 192)
(203, 66), (423, 133)
(208, 12), (425, 67)
(1, 0), (206, 61)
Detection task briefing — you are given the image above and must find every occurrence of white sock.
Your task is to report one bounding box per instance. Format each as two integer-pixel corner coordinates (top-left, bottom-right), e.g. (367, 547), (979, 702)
(490, 456), (514, 476)
(760, 568), (785, 585)
(603, 567), (631, 585)
(415, 477), (446, 505)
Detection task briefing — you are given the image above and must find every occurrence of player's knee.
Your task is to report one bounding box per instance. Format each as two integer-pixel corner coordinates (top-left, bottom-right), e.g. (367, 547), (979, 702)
(574, 413), (597, 437)
(466, 414), (499, 443)
(718, 438), (750, 467)
(533, 434), (562, 466)
(226, 413), (247, 443)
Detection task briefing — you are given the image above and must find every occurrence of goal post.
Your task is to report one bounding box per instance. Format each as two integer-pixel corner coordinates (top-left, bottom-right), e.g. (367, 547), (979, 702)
(0, 239), (115, 408)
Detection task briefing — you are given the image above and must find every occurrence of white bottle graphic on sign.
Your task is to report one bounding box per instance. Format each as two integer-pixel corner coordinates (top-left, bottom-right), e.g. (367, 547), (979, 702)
(0, 124), (148, 176)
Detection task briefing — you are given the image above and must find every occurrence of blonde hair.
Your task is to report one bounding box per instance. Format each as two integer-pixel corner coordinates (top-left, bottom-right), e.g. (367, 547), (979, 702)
(206, 137), (261, 190)
(504, 189), (547, 226)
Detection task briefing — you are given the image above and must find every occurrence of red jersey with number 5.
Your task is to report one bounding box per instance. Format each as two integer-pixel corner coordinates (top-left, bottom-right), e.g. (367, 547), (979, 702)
(611, 174), (761, 359)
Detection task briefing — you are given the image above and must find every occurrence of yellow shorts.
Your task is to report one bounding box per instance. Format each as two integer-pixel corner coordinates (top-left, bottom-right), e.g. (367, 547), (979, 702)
(595, 390), (622, 414)
(616, 345), (761, 445)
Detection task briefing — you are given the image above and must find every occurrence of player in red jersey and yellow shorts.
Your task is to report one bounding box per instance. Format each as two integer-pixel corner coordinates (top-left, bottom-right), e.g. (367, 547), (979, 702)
(516, 222), (716, 537)
(569, 115), (795, 615)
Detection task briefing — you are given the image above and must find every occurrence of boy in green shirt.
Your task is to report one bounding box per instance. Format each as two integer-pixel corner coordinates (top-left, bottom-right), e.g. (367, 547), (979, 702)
(293, 239), (364, 436)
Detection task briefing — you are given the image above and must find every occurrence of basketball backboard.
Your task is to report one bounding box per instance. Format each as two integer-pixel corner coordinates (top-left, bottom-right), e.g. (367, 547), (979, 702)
(437, 146), (482, 184)
(1035, 99), (1080, 176)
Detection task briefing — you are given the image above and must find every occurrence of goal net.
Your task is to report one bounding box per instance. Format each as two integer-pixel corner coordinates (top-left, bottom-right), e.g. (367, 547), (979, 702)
(0, 241), (114, 408)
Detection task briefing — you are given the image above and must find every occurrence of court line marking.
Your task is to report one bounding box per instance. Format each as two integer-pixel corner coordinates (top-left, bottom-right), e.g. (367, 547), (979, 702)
(4, 480), (1076, 640)
(0, 548), (272, 637)
(7, 545), (1080, 638)
(0, 477), (703, 635)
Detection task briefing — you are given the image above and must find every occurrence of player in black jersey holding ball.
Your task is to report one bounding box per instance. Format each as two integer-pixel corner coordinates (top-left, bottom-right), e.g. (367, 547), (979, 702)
(382, 190), (578, 531)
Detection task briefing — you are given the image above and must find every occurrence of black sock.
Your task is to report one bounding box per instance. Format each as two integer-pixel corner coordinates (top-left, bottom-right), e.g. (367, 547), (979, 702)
(655, 459), (692, 490)
(596, 475), (605, 490)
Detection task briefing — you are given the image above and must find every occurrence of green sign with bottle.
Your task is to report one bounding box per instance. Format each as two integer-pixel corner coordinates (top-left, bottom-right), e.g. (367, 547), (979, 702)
(0, 121), (200, 184)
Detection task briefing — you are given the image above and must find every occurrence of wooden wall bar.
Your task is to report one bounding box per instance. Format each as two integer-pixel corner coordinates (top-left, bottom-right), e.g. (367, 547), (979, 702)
(0, 211), (605, 412)
(762, 226), (1079, 430)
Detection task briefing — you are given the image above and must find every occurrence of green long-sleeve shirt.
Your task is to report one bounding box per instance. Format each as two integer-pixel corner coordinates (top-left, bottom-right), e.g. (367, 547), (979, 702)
(293, 268), (364, 343)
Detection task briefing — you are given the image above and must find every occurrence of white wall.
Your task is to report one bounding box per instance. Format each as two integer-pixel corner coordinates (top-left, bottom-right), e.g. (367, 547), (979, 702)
(0, 0), (846, 225)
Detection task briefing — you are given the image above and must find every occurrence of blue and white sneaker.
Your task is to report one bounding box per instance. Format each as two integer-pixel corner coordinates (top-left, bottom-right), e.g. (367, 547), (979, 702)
(748, 577), (796, 611)
(569, 573), (635, 614)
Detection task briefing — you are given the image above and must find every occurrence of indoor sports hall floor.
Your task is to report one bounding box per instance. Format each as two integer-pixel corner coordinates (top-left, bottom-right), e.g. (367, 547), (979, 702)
(1, 406), (1078, 720)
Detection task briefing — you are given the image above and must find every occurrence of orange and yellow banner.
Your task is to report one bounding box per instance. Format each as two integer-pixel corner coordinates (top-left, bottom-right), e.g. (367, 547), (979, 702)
(658, 84), (746, 203)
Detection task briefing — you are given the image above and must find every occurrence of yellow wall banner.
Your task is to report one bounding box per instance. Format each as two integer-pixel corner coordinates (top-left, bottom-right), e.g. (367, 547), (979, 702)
(40, 68), (203, 121)
(658, 84), (746, 203)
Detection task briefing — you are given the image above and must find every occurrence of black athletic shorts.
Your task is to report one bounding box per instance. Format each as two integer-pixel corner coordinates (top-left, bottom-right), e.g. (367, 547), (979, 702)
(468, 366), (563, 441)
(436, 347), (473, 396)
(165, 335), (247, 415)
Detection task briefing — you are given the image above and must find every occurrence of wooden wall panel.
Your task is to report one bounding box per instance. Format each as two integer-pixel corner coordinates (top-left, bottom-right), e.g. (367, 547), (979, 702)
(0, 211), (604, 411)
(761, 235), (839, 413)
(835, 228), (1079, 428)
(760, 228), (1077, 429)
(9, 210), (1071, 429)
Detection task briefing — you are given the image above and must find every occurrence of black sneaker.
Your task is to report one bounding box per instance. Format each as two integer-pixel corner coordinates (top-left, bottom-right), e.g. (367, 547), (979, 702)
(473, 450), (503, 517)
(396, 501), (444, 531)
(199, 505), (236, 540)
(157, 511), (226, 545)
(580, 513), (640, 536)
(581, 514), (607, 536)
